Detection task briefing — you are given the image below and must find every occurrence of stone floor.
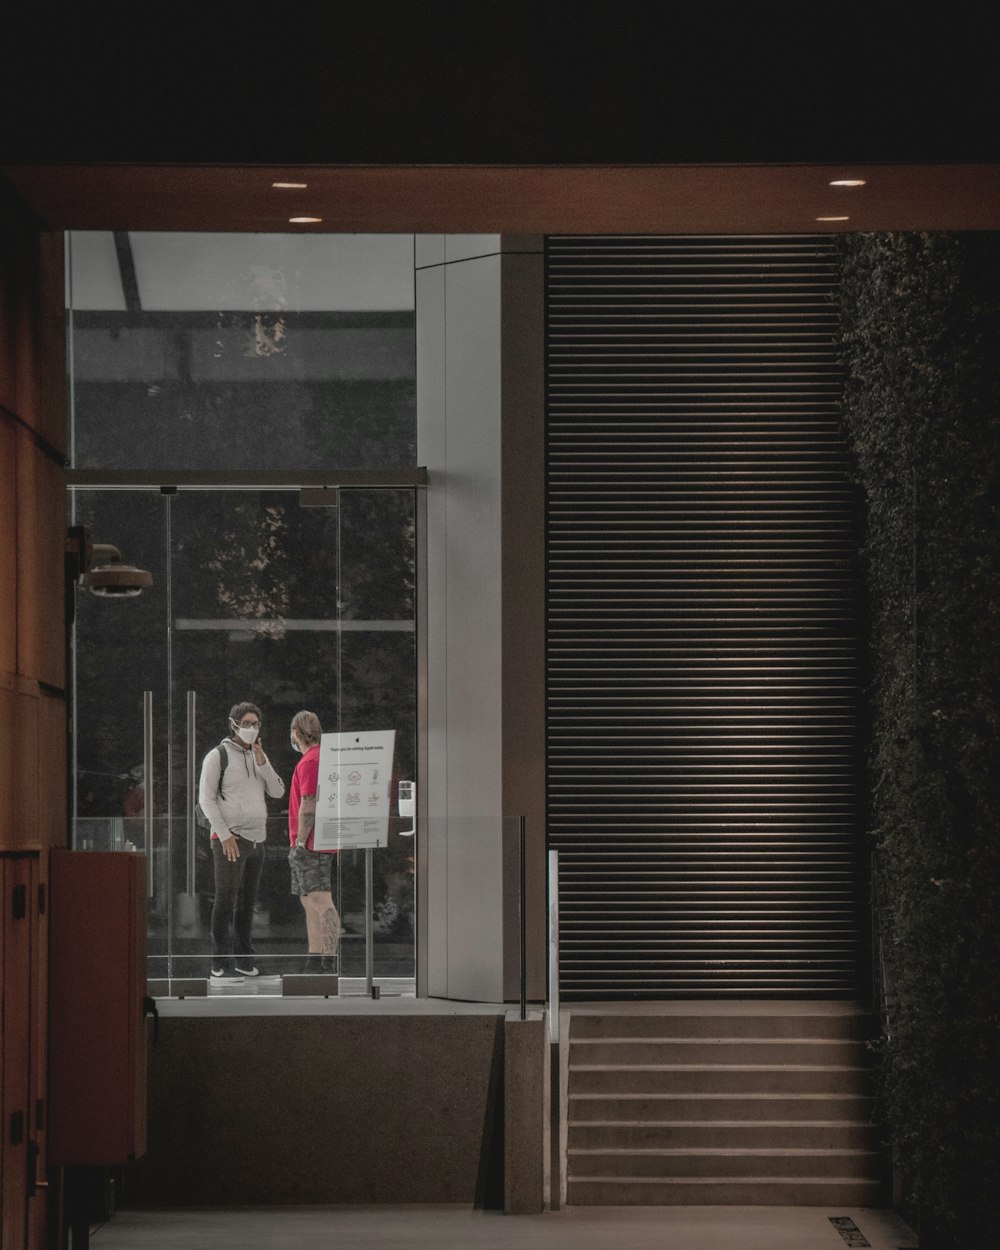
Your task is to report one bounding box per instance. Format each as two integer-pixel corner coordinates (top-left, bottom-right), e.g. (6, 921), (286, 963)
(90, 1205), (918, 1250)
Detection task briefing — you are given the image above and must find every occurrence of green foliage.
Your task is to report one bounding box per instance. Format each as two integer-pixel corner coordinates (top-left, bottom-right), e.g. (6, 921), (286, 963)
(837, 232), (1000, 1247)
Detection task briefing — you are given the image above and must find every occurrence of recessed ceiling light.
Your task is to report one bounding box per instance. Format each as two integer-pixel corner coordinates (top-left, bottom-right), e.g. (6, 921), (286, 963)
(817, 215), (850, 222)
(829, 179), (866, 187)
(273, 181), (308, 189)
(289, 216), (323, 224)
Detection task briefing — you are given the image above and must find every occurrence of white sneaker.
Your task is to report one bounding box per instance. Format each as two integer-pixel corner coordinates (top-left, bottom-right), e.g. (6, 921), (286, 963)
(211, 967), (244, 985)
(234, 963), (260, 977)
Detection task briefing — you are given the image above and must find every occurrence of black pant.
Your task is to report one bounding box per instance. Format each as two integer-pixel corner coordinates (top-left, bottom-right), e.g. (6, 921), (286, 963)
(210, 836), (265, 966)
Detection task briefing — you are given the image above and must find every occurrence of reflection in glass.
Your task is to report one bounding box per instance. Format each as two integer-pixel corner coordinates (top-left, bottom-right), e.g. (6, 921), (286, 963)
(67, 232), (416, 473)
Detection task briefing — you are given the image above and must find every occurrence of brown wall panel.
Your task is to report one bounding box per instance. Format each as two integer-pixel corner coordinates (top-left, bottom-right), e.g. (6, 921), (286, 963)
(15, 434), (66, 691)
(33, 232), (68, 453)
(5, 683), (70, 849)
(0, 203), (23, 415)
(0, 167), (63, 1250)
(11, 683), (40, 848)
(38, 690), (68, 846)
(48, 851), (148, 1165)
(0, 222), (66, 453)
(1, 856), (33, 1249)
(0, 304), (12, 415)
(0, 685), (15, 840)
(0, 423), (16, 678)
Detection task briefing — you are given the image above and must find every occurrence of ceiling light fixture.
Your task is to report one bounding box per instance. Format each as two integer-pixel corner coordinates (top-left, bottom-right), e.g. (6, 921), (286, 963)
(817, 215), (850, 222)
(829, 179), (867, 187)
(273, 181), (308, 189)
(289, 216), (323, 224)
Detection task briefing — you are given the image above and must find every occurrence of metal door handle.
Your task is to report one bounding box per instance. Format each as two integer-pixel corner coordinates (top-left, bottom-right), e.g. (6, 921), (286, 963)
(186, 690), (197, 894)
(143, 691), (154, 896)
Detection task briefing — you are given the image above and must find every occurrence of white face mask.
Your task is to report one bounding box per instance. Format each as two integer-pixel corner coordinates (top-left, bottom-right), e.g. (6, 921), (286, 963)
(290, 735), (302, 754)
(234, 723), (259, 744)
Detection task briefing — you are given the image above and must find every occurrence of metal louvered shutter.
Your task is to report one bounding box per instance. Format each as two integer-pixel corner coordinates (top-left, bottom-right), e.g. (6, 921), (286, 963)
(545, 235), (862, 999)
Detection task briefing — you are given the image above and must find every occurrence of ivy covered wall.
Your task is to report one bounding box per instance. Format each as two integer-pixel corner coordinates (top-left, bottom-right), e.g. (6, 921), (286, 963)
(837, 232), (1000, 1248)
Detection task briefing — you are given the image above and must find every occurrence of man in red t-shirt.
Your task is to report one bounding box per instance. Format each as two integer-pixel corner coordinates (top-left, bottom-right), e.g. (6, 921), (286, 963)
(287, 710), (340, 973)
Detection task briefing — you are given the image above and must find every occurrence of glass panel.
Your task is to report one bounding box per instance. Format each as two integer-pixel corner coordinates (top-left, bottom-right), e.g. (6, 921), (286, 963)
(69, 490), (170, 976)
(169, 489), (345, 983)
(67, 232), (416, 472)
(336, 489), (417, 982)
(70, 485), (418, 996)
(66, 228), (421, 999)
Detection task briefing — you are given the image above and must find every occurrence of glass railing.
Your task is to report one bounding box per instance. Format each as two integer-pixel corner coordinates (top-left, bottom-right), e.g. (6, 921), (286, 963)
(71, 814), (541, 1004)
(72, 814), (415, 999)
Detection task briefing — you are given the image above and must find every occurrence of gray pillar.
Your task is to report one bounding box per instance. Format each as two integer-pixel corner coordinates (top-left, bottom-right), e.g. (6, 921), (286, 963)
(416, 235), (546, 1003)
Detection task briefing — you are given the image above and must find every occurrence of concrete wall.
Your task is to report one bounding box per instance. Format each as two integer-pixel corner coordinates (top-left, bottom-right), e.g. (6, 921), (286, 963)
(123, 1008), (544, 1209)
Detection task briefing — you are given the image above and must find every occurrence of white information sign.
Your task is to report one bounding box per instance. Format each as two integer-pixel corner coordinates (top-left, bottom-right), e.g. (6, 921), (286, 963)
(313, 729), (396, 850)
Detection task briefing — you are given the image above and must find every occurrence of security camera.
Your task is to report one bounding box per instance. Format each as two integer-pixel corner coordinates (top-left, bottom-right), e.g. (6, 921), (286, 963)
(85, 544), (153, 599)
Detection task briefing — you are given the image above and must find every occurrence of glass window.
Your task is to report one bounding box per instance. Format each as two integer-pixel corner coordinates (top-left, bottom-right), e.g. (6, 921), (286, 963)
(67, 233), (419, 1000)
(67, 232), (415, 471)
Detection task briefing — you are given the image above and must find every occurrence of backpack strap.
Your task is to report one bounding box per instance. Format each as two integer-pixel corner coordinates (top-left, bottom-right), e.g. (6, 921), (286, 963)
(216, 741), (229, 800)
(195, 742), (231, 831)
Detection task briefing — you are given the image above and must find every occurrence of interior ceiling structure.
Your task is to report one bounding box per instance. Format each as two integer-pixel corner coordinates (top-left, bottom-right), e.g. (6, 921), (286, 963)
(4, 163), (1000, 235)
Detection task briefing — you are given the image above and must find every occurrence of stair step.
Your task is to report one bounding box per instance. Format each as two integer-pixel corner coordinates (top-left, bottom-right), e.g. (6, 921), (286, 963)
(569, 1064), (871, 1095)
(569, 1092), (873, 1121)
(568, 1120), (879, 1150)
(567, 1147), (883, 1179)
(562, 1005), (884, 1207)
(566, 1176), (885, 1206)
(570, 1037), (867, 1065)
(571, 1014), (874, 1041)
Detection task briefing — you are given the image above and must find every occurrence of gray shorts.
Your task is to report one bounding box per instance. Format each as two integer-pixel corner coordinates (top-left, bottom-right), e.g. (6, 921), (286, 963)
(289, 845), (336, 896)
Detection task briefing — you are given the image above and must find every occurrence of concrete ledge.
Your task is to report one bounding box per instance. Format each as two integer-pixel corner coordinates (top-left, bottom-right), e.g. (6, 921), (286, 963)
(126, 1011), (508, 1205)
(281, 973), (339, 997)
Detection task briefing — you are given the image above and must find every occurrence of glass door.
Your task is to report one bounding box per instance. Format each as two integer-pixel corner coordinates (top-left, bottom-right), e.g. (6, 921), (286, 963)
(69, 484), (418, 993)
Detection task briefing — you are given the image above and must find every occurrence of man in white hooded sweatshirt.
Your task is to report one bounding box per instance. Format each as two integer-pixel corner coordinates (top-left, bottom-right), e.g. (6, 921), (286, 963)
(199, 700), (285, 982)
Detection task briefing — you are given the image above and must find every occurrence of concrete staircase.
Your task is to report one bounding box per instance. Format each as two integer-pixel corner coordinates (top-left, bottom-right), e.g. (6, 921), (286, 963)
(565, 1002), (886, 1206)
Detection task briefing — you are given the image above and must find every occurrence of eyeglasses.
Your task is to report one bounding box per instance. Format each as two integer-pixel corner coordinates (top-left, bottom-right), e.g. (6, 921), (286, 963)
(234, 718), (260, 728)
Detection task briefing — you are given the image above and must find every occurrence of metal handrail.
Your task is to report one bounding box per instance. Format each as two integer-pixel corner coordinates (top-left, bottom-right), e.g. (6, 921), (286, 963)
(519, 816), (527, 1021)
(548, 848), (560, 1043)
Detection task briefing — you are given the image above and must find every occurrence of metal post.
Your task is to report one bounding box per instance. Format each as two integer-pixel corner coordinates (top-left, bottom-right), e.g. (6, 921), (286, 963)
(519, 816), (527, 1021)
(365, 846), (375, 997)
(548, 847), (561, 1210)
(186, 690), (197, 894)
(548, 849), (559, 1043)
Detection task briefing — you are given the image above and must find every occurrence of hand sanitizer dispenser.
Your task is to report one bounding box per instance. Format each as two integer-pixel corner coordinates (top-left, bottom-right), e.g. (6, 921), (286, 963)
(398, 780), (415, 837)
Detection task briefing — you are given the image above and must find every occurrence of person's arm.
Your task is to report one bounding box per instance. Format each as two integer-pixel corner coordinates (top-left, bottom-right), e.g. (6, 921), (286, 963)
(295, 794), (317, 848)
(252, 741), (285, 798)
